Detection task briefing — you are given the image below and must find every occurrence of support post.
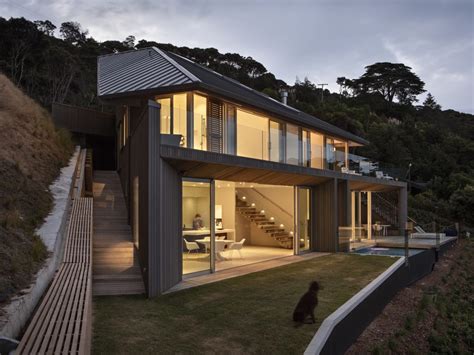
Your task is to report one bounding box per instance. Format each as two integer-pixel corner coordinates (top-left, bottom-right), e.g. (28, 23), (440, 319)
(367, 192), (372, 240)
(404, 228), (409, 266)
(398, 186), (408, 236)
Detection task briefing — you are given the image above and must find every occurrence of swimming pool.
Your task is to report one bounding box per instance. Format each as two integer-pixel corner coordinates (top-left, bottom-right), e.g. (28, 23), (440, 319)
(354, 247), (423, 257)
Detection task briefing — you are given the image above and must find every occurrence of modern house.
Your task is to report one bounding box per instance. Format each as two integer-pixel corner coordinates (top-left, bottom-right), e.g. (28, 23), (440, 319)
(97, 47), (407, 297)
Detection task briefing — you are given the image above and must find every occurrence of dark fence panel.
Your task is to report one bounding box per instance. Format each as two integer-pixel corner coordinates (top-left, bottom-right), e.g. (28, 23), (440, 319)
(319, 239), (458, 355)
(52, 103), (115, 137)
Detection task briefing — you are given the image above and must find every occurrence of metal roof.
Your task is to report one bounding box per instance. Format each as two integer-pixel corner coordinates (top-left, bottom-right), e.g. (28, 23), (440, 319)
(97, 47), (199, 97)
(97, 47), (368, 145)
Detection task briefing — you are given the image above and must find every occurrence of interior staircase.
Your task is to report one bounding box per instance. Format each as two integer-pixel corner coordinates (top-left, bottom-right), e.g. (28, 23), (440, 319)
(92, 171), (145, 296)
(236, 195), (293, 249)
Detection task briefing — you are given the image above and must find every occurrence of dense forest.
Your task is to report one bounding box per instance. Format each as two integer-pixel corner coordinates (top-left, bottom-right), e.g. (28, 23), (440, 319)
(0, 17), (473, 229)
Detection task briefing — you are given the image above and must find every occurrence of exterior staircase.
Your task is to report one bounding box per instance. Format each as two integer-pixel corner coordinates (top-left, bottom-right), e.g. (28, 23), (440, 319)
(236, 196), (293, 249)
(92, 171), (145, 296)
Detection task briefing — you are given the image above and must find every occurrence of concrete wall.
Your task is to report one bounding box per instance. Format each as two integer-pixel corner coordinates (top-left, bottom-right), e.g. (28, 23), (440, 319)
(0, 149), (79, 339)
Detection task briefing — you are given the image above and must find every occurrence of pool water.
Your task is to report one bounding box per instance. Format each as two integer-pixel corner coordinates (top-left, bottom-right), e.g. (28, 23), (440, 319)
(354, 247), (422, 256)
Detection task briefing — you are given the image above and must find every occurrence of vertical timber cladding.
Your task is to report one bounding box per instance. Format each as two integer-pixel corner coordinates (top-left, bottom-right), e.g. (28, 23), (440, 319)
(147, 100), (183, 297)
(207, 99), (224, 153)
(311, 178), (338, 252)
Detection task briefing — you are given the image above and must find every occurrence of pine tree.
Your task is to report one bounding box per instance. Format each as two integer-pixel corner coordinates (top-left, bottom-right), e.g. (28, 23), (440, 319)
(423, 93), (441, 110)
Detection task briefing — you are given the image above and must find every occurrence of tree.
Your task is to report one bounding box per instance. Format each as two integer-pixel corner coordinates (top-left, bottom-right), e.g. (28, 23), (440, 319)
(122, 35), (135, 49)
(34, 20), (56, 36)
(423, 93), (441, 110)
(60, 22), (87, 45)
(351, 62), (425, 105)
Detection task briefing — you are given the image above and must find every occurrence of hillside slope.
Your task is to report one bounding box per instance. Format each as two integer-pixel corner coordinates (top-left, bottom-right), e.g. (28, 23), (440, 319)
(0, 74), (73, 303)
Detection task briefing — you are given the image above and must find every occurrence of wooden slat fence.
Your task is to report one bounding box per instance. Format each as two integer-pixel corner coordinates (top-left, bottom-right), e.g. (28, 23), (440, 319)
(17, 148), (93, 355)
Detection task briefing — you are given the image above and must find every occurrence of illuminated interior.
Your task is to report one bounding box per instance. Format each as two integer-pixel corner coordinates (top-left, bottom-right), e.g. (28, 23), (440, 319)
(157, 91), (350, 171)
(181, 180), (312, 276)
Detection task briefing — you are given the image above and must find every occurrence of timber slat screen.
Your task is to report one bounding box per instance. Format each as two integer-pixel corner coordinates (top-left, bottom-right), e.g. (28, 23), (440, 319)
(52, 103), (115, 137)
(17, 198), (93, 355)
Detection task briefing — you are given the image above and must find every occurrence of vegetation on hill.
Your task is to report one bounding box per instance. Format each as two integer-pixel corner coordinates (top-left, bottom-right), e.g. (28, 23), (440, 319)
(0, 74), (73, 303)
(0, 16), (472, 229)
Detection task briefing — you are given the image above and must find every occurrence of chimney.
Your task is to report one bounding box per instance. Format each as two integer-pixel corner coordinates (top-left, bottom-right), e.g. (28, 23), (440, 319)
(280, 89), (288, 105)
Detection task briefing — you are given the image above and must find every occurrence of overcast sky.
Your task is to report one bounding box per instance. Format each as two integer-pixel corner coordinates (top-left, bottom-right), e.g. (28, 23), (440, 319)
(2, 0), (473, 113)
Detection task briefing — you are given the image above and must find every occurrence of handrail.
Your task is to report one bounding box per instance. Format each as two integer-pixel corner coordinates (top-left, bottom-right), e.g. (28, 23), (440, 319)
(250, 188), (293, 218)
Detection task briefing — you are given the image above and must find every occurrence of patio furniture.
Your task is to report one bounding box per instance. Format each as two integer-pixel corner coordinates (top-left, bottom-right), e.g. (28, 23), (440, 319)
(227, 238), (246, 259)
(411, 226), (446, 239)
(184, 238), (200, 253)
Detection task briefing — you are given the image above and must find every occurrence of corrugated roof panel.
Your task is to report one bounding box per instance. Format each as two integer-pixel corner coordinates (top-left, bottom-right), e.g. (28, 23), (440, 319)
(97, 48), (197, 96)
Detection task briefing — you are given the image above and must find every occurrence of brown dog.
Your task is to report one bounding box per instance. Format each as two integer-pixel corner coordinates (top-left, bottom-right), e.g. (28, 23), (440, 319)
(293, 281), (320, 324)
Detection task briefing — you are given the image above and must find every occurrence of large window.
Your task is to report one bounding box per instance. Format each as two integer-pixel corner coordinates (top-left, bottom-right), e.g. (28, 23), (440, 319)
(302, 129), (310, 167)
(157, 98), (171, 134)
(269, 120), (284, 163)
(236, 109), (269, 160)
(286, 123), (300, 165)
(173, 94), (187, 146)
(224, 105), (236, 155)
(310, 132), (324, 169)
(297, 187), (311, 252)
(193, 94), (207, 150)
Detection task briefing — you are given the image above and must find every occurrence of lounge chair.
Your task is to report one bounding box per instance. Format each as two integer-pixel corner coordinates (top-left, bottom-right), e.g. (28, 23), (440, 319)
(411, 226), (446, 239)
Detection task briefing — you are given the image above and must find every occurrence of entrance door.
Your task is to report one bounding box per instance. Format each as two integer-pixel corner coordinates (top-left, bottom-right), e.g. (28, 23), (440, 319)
(296, 187), (311, 252)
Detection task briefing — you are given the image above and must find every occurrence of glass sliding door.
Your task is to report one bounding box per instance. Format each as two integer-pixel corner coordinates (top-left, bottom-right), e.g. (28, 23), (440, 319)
(286, 123), (300, 165)
(334, 139), (348, 171)
(224, 105), (236, 155)
(325, 137), (336, 170)
(310, 132), (324, 169)
(182, 179), (212, 275)
(269, 120), (284, 163)
(236, 109), (269, 160)
(193, 94), (207, 150)
(157, 98), (171, 134)
(302, 129), (311, 167)
(173, 94), (187, 146)
(296, 187), (311, 252)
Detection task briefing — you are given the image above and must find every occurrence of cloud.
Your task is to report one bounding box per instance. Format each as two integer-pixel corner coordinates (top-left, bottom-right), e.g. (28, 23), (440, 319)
(1, 0), (473, 113)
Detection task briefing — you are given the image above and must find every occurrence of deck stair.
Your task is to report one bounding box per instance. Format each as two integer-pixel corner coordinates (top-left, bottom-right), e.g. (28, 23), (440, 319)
(236, 196), (293, 249)
(92, 171), (145, 296)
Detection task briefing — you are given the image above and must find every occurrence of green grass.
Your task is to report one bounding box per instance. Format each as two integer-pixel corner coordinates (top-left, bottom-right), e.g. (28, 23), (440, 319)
(93, 254), (395, 354)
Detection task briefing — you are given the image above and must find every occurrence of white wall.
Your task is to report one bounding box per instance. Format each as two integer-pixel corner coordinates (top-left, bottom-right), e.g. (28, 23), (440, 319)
(215, 184), (235, 230)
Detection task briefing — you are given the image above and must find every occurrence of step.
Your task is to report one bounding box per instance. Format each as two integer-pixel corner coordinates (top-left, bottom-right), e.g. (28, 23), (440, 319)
(93, 274), (143, 282)
(93, 282), (145, 296)
(93, 264), (142, 275)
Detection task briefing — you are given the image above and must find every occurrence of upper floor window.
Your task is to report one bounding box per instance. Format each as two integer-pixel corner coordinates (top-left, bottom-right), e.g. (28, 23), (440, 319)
(157, 95), (187, 146)
(286, 123), (300, 166)
(157, 91), (350, 173)
(236, 109), (269, 160)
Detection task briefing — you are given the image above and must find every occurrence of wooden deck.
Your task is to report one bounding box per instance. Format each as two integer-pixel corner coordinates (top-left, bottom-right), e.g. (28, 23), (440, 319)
(92, 171), (145, 296)
(166, 251), (329, 294)
(17, 198), (93, 354)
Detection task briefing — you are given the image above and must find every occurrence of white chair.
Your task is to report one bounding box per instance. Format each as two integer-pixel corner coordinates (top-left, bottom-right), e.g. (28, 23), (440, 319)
(184, 239), (200, 254)
(217, 236), (226, 240)
(227, 238), (246, 259)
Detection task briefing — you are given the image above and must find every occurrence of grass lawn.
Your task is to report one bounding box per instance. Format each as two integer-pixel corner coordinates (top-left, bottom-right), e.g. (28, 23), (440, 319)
(93, 253), (395, 354)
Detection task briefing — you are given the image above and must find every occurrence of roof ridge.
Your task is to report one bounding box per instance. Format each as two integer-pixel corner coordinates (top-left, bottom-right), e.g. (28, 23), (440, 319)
(152, 47), (201, 83)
